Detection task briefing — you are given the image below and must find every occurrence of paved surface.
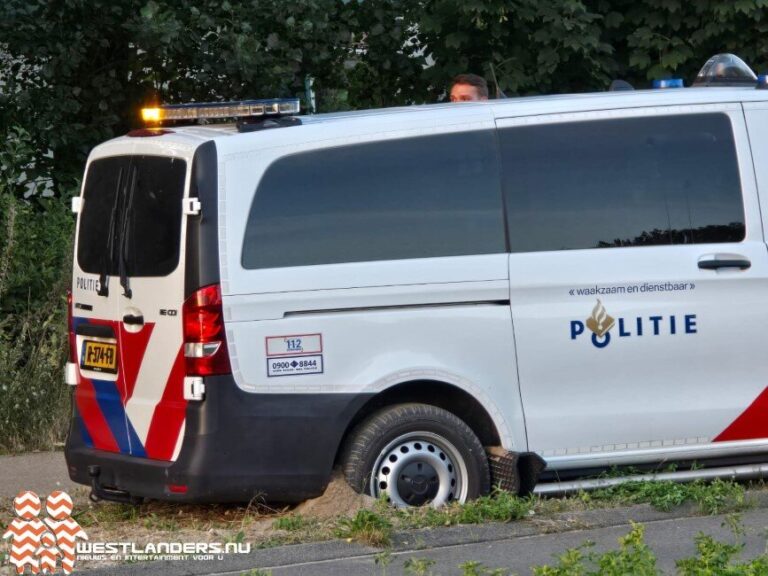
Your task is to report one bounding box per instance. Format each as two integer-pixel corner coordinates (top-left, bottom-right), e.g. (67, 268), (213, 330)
(0, 451), (79, 499)
(82, 501), (768, 575)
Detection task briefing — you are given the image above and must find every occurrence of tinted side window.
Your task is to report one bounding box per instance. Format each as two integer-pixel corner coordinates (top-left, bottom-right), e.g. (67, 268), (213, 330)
(499, 114), (745, 253)
(242, 131), (505, 269)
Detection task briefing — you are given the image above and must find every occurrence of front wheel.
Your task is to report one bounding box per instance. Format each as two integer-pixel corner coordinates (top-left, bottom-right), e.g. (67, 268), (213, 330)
(342, 403), (490, 507)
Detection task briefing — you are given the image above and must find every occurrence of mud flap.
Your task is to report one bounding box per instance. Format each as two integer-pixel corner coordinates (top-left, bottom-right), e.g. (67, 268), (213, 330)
(486, 447), (546, 495)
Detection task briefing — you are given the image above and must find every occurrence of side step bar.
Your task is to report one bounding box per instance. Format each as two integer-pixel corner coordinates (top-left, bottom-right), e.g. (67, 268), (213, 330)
(533, 462), (768, 496)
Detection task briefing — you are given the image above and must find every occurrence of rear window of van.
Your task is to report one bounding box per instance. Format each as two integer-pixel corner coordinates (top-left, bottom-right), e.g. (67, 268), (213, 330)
(77, 155), (186, 277)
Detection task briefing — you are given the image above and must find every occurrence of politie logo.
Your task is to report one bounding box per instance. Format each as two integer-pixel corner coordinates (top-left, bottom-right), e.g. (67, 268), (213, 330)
(2, 491), (87, 575)
(570, 299), (698, 349)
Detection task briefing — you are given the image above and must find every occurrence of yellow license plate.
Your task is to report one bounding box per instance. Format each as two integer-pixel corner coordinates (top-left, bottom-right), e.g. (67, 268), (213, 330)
(81, 340), (118, 374)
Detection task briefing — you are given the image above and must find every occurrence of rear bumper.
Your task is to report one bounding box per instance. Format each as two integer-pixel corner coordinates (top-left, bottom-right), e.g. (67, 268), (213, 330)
(65, 375), (372, 503)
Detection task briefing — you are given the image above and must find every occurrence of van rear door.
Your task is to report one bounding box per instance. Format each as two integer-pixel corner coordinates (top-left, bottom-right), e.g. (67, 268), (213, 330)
(73, 153), (189, 461)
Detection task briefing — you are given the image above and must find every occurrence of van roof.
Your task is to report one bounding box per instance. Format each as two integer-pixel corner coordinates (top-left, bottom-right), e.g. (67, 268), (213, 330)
(93, 86), (768, 158)
(190, 85), (768, 134)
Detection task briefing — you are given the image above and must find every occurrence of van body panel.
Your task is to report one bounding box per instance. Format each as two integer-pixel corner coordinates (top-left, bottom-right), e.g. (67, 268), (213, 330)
(217, 119), (526, 451)
(66, 374), (372, 502)
(498, 104), (768, 467)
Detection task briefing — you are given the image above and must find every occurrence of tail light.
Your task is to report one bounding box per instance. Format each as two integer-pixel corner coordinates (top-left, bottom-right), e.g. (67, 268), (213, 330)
(66, 290), (77, 363)
(182, 284), (231, 376)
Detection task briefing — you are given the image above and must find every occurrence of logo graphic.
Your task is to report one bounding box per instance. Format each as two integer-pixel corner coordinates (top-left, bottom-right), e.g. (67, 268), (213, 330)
(3, 491), (87, 575)
(570, 300), (698, 349)
(585, 299), (615, 337)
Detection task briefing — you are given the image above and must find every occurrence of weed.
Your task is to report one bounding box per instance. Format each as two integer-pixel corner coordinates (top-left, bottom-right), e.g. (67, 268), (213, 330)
(676, 533), (768, 574)
(454, 490), (535, 524)
(142, 512), (180, 532)
(399, 489), (534, 529)
(403, 557), (436, 576)
(227, 531), (247, 545)
(533, 519), (768, 575)
(689, 478), (746, 515)
(374, 550), (393, 575)
(534, 524), (656, 575)
(73, 502), (139, 528)
(272, 514), (316, 532)
(592, 523), (657, 575)
(334, 509), (393, 547)
(240, 570), (272, 576)
(585, 478), (746, 514)
(459, 560), (509, 575)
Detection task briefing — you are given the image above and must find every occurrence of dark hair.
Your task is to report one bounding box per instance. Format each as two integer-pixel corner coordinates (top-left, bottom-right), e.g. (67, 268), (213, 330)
(451, 73), (489, 98)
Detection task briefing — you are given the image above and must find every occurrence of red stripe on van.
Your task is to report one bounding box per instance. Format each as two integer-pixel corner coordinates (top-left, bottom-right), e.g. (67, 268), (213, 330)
(74, 377), (120, 452)
(119, 323), (155, 402)
(143, 346), (187, 460)
(714, 386), (768, 442)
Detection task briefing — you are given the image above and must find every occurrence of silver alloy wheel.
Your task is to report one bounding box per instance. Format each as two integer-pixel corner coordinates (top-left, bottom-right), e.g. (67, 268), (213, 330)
(370, 431), (469, 508)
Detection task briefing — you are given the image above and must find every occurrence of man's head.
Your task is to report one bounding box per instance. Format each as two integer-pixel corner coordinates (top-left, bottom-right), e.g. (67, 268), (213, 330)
(450, 73), (489, 102)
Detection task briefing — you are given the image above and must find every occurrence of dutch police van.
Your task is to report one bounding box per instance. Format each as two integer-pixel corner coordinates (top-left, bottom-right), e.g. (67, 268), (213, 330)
(65, 54), (768, 506)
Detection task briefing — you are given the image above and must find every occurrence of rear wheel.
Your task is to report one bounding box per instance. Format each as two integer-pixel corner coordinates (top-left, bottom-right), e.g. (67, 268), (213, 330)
(342, 403), (490, 507)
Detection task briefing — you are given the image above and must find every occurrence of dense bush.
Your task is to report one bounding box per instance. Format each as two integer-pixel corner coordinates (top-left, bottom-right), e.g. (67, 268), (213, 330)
(0, 130), (74, 453)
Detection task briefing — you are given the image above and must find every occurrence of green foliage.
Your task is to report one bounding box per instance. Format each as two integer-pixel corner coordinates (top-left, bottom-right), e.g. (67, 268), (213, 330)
(334, 509), (393, 547)
(676, 533), (768, 575)
(4, 1), (768, 199)
(272, 514), (317, 532)
(533, 521), (768, 576)
(534, 523), (657, 575)
(374, 549), (394, 575)
(399, 489), (535, 529)
(0, 189), (73, 453)
(403, 557), (436, 576)
(583, 478), (746, 514)
(459, 560), (509, 576)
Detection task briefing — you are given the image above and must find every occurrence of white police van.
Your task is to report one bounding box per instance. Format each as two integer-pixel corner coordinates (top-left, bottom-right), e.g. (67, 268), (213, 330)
(65, 55), (768, 506)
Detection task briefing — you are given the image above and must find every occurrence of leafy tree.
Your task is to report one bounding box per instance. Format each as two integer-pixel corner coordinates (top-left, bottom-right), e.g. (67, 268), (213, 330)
(3, 0), (768, 198)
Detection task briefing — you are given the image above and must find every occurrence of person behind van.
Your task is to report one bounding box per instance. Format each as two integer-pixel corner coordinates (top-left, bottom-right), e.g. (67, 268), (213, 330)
(449, 73), (489, 102)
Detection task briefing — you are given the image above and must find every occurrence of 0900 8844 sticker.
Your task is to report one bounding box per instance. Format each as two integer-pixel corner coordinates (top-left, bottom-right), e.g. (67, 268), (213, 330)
(267, 354), (324, 377)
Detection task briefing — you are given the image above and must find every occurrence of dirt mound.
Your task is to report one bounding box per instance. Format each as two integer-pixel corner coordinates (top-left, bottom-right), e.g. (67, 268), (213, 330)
(294, 470), (376, 519)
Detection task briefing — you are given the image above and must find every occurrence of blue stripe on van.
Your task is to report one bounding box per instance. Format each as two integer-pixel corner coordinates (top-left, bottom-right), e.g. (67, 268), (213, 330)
(91, 378), (131, 454)
(77, 408), (94, 447)
(127, 419), (147, 458)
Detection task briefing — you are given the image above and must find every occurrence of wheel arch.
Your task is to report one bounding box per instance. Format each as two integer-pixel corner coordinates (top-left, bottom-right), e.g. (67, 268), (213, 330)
(335, 379), (503, 467)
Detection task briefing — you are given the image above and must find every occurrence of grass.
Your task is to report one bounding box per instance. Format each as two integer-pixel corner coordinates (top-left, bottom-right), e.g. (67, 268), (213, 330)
(397, 488), (535, 529)
(580, 478), (747, 514)
(334, 509), (394, 547)
(71, 497), (282, 533)
(272, 513), (318, 532)
(0, 192), (74, 454)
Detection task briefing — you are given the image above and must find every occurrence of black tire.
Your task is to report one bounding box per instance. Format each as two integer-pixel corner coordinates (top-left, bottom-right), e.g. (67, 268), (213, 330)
(342, 403), (490, 507)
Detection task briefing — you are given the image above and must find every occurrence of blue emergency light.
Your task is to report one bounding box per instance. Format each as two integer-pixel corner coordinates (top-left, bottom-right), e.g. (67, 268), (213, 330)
(652, 78), (684, 89)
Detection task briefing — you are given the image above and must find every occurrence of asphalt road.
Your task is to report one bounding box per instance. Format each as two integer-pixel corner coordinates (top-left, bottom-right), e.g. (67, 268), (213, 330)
(0, 451), (80, 499)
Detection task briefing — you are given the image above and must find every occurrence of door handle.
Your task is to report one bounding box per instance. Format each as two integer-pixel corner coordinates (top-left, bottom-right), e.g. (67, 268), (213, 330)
(698, 255), (751, 270)
(122, 314), (144, 326)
